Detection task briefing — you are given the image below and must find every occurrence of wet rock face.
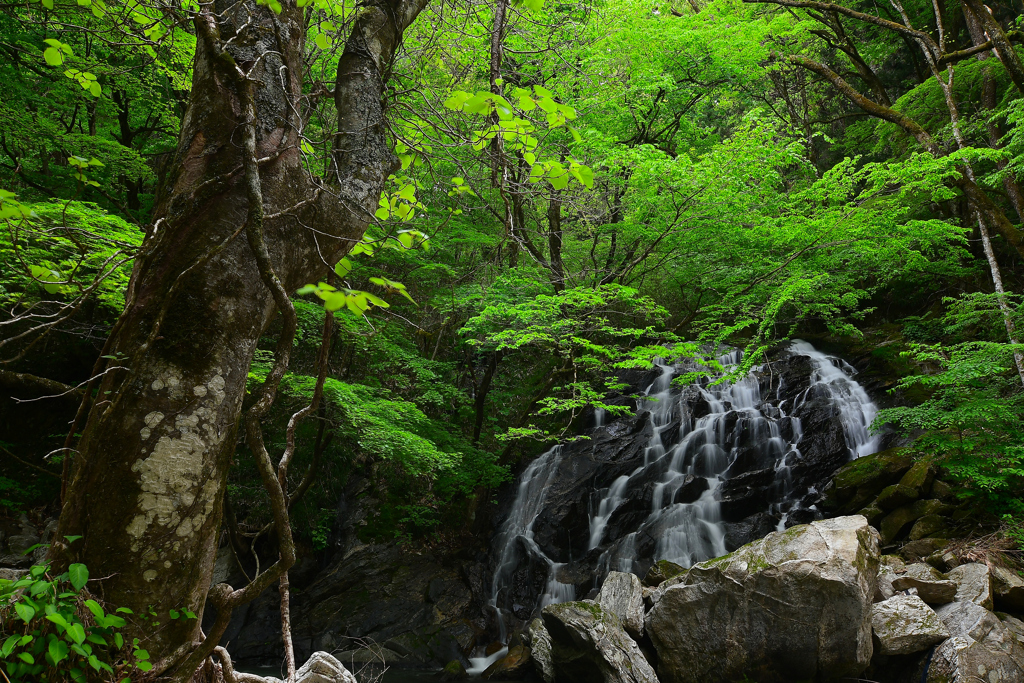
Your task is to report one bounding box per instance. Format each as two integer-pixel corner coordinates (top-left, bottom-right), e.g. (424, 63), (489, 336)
(645, 516), (880, 683)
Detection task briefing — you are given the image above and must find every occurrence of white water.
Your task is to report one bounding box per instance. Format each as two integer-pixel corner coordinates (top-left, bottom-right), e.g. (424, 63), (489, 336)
(487, 445), (574, 641)
(466, 646), (508, 675)
(489, 340), (880, 627)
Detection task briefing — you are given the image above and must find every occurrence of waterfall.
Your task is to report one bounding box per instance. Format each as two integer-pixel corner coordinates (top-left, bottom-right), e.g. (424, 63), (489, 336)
(487, 445), (574, 639)
(489, 339), (880, 627)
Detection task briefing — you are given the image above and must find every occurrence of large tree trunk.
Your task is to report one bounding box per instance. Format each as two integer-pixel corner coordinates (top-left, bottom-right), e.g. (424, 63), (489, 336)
(49, 0), (429, 676)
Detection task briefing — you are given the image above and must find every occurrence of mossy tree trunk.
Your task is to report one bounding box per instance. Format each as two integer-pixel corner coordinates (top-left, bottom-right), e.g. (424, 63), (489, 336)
(48, 0), (429, 678)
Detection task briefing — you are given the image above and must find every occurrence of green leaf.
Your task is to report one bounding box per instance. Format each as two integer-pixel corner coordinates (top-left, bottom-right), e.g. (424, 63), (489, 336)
(68, 563), (88, 591)
(17, 652), (33, 664)
(334, 258), (352, 278)
(84, 599), (104, 620)
(315, 33), (328, 50)
(45, 613), (70, 629)
(15, 602), (35, 623)
(66, 622), (86, 645)
(48, 638), (68, 666)
(2, 635), (20, 658)
(43, 47), (63, 66)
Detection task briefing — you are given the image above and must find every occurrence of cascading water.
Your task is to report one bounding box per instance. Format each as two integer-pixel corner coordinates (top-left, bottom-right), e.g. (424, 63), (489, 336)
(485, 446), (574, 632)
(488, 339), (882, 634)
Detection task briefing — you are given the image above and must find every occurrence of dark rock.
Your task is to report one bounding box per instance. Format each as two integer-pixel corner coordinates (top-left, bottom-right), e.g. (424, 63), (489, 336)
(384, 627), (466, 668)
(439, 659), (468, 681)
(875, 483), (919, 512)
(722, 512), (780, 551)
(227, 541), (472, 668)
(880, 499), (948, 544)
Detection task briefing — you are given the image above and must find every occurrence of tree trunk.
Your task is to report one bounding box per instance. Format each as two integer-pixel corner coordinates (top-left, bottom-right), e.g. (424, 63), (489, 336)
(49, 0), (429, 676)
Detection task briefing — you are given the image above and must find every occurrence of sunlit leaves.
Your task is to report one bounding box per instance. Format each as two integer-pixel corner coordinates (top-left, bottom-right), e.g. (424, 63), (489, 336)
(42, 39), (72, 66)
(64, 69), (101, 97)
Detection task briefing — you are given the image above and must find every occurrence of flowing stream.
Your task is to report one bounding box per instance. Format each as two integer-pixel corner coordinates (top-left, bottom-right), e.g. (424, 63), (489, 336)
(486, 340), (881, 635)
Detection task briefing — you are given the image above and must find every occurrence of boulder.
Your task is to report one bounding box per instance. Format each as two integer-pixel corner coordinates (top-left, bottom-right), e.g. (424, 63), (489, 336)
(890, 563), (957, 605)
(870, 594), (949, 655)
(642, 560), (685, 587)
(896, 459), (934, 496)
(907, 514), (946, 542)
(935, 600), (1001, 641)
(947, 563), (993, 610)
(926, 608), (1024, 683)
(482, 645), (532, 680)
(295, 652), (357, 683)
(645, 515), (879, 683)
(529, 617), (555, 683)
(597, 571), (645, 638)
(875, 483), (918, 512)
(880, 499), (947, 544)
(440, 659), (468, 681)
(823, 447), (914, 513)
(542, 601), (658, 683)
(991, 565), (1024, 613)
(900, 538), (948, 563)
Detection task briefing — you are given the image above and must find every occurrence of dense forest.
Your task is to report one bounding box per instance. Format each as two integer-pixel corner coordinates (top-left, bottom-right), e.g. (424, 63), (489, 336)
(1, 0), (1024, 679)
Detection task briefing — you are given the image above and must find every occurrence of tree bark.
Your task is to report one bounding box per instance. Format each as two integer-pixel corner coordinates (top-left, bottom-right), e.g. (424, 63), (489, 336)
(49, 0), (430, 676)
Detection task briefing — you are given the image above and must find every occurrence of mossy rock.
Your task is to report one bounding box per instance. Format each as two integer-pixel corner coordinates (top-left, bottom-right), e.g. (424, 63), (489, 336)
(826, 447), (914, 513)
(930, 479), (954, 501)
(875, 483), (919, 512)
(643, 559), (686, 587)
(880, 499), (948, 545)
(908, 514), (947, 541)
(440, 659), (468, 681)
(858, 501), (886, 526)
(897, 459), (934, 495)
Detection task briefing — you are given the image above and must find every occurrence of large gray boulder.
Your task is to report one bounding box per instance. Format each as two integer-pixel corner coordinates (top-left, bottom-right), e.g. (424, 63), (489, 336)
(541, 601), (659, 683)
(870, 594), (948, 655)
(295, 652), (357, 683)
(645, 515), (880, 683)
(927, 606), (1024, 682)
(597, 571), (645, 638)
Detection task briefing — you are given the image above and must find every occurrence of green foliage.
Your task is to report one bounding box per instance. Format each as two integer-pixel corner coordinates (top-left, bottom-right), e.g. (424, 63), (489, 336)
(0, 557), (157, 682)
(877, 296), (1024, 522)
(0, 196), (140, 312)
